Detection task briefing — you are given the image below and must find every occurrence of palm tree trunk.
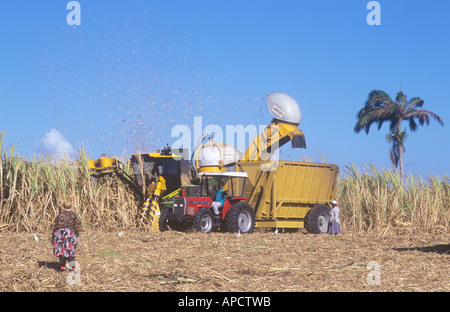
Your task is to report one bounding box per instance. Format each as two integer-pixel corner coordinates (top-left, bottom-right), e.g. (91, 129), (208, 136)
(399, 143), (405, 179)
(396, 119), (405, 179)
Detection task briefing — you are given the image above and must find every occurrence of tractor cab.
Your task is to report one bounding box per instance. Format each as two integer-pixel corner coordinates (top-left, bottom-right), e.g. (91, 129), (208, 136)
(186, 171), (248, 220)
(199, 171), (247, 204)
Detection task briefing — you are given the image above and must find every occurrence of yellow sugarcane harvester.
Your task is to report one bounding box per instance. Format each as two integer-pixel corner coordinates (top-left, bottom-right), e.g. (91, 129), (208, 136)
(88, 146), (190, 231)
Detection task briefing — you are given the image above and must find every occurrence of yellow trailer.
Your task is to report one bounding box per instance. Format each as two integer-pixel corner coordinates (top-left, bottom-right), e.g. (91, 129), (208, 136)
(235, 160), (339, 233)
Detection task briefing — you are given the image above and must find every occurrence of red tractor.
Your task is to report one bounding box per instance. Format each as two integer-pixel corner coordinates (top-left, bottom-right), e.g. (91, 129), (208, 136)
(160, 171), (255, 234)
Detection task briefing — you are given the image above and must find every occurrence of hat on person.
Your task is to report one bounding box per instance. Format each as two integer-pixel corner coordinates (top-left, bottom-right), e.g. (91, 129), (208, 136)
(61, 201), (73, 211)
(331, 200), (338, 205)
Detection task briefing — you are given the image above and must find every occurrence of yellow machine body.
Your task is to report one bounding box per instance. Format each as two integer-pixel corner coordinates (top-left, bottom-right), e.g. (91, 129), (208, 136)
(139, 176), (167, 232)
(89, 157), (119, 174)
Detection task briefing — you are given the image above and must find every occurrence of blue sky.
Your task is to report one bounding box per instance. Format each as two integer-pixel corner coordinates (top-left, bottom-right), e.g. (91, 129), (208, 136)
(1, 0), (449, 176)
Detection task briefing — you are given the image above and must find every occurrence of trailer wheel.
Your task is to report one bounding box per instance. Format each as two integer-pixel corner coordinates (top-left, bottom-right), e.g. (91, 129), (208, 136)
(305, 204), (330, 234)
(225, 202), (255, 234)
(194, 208), (216, 233)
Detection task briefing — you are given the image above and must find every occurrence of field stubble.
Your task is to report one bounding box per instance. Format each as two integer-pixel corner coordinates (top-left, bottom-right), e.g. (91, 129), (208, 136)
(0, 229), (448, 292)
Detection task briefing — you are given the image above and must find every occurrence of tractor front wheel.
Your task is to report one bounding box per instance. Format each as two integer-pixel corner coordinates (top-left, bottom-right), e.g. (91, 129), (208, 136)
(194, 208), (216, 233)
(225, 202), (255, 234)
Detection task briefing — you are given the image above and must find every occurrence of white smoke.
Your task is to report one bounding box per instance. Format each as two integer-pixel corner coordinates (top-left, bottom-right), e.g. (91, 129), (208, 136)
(35, 129), (75, 159)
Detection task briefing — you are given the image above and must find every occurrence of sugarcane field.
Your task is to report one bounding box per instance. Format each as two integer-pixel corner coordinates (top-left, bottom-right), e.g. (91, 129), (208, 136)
(1, 1), (449, 301)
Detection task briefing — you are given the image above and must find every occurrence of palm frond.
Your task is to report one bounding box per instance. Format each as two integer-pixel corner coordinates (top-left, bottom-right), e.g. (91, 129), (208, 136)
(366, 89), (391, 99)
(365, 90), (392, 107)
(388, 116), (400, 134)
(395, 91), (407, 105)
(386, 133), (399, 169)
(405, 97), (424, 111)
(385, 129), (407, 170)
(408, 118), (418, 132)
(404, 109), (445, 129)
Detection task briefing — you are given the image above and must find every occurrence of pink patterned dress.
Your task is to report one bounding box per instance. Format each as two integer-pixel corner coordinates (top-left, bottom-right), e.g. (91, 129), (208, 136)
(52, 210), (81, 258)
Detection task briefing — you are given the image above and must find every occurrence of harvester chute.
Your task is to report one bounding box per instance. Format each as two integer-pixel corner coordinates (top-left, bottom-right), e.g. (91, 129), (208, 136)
(242, 92), (306, 162)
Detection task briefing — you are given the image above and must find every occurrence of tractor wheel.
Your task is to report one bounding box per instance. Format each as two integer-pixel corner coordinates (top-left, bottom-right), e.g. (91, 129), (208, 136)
(305, 204), (330, 234)
(194, 208), (216, 233)
(168, 219), (193, 232)
(159, 208), (170, 232)
(159, 208), (193, 232)
(225, 202), (255, 234)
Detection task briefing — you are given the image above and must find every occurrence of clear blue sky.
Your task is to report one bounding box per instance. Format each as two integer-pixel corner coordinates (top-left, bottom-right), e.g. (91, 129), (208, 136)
(1, 0), (449, 176)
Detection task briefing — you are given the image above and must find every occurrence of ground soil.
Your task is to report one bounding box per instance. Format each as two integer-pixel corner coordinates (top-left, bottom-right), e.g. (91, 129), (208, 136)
(0, 229), (448, 292)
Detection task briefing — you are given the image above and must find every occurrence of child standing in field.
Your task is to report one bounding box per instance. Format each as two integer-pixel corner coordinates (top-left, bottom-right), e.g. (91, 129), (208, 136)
(52, 200), (82, 271)
(328, 200), (341, 235)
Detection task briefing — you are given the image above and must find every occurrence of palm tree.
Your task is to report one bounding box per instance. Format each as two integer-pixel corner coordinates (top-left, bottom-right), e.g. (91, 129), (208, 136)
(354, 90), (444, 178)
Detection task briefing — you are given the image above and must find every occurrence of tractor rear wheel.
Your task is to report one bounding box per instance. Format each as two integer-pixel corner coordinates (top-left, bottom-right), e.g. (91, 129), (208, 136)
(225, 202), (255, 234)
(194, 208), (216, 233)
(305, 204), (330, 234)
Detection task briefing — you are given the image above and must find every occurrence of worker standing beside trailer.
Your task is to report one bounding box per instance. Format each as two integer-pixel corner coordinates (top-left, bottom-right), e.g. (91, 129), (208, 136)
(327, 200), (341, 235)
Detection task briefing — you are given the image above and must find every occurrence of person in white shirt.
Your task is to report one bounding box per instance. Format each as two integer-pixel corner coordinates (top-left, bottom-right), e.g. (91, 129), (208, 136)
(328, 200), (341, 235)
